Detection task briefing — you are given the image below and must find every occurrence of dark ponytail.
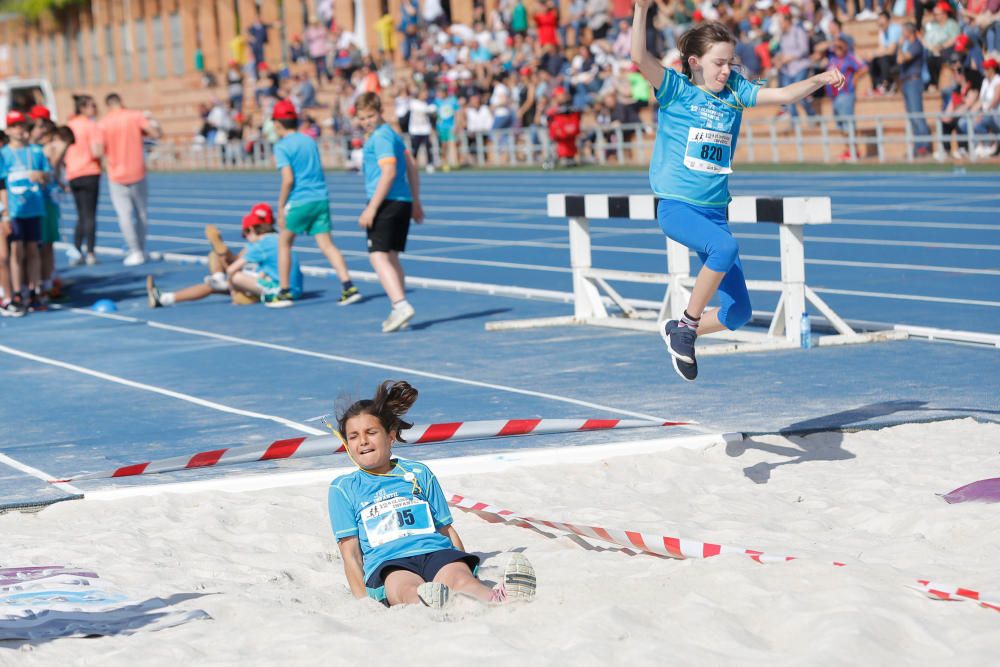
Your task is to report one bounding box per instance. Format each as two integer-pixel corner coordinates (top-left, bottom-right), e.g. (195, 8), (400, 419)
(677, 21), (737, 80)
(337, 380), (418, 442)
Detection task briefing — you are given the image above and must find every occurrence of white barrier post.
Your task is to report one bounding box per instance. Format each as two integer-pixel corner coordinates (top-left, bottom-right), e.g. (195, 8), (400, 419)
(779, 224), (806, 342)
(568, 216), (608, 320)
(661, 239), (691, 322)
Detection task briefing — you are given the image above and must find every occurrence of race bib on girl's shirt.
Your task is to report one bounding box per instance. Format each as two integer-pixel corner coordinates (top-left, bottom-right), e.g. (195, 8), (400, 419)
(361, 496), (435, 547)
(683, 128), (733, 174)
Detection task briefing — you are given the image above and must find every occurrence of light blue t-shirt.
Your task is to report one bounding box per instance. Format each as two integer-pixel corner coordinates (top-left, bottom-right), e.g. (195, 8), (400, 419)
(273, 132), (328, 204)
(649, 68), (761, 208)
(362, 124), (412, 202)
(0, 144), (51, 219)
(328, 458), (454, 583)
(243, 233), (303, 297)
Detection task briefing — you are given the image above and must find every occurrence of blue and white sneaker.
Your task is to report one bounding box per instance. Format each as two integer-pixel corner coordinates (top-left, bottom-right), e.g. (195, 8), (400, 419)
(660, 320), (698, 382)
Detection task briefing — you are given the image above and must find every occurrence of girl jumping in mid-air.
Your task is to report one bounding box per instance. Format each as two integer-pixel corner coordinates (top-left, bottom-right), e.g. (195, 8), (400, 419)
(328, 380), (537, 608)
(631, 2), (845, 381)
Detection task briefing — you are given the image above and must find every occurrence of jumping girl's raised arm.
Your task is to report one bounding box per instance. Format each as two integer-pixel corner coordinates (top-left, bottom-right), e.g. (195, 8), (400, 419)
(631, 0), (666, 88)
(757, 68), (846, 106)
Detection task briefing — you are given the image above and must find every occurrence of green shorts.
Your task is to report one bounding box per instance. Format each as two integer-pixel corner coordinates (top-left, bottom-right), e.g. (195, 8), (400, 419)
(41, 198), (61, 244)
(284, 199), (331, 236)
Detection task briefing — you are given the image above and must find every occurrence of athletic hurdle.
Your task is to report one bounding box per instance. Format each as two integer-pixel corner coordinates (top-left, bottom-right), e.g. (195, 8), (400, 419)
(487, 194), (905, 354)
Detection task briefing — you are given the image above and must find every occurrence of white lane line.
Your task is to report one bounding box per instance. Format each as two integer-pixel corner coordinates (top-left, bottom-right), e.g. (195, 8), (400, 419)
(813, 287), (1000, 307)
(0, 343), (327, 436)
(64, 310), (685, 424)
(0, 452), (84, 496)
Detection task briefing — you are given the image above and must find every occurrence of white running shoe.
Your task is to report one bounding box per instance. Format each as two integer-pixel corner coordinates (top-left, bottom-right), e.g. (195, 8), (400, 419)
(417, 582), (451, 609)
(123, 250), (147, 267)
(85, 253), (98, 265)
(382, 302), (416, 333)
(490, 553), (537, 604)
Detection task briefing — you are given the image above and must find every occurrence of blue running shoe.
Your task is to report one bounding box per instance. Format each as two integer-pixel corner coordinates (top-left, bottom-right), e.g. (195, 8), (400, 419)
(660, 319), (698, 381)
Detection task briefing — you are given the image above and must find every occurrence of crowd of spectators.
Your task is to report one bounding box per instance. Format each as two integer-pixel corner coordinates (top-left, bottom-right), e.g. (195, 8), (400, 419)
(194, 0), (999, 165)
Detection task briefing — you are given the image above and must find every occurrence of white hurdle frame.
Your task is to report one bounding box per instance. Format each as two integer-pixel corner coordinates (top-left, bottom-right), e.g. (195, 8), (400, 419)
(487, 194), (905, 354)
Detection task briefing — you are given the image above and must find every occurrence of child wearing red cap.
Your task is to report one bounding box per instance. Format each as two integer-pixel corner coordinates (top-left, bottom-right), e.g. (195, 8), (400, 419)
(0, 109), (51, 314)
(146, 202), (304, 308)
(270, 98), (361, 308)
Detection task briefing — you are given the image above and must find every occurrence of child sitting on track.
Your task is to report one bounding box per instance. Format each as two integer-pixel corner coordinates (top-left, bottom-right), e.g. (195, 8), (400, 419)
(329, 380), (537, 609)
(146, 203), (303, 308)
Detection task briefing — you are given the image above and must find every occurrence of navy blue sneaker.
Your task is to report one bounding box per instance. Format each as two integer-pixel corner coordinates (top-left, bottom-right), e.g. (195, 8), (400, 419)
(661, 319), (698, 382)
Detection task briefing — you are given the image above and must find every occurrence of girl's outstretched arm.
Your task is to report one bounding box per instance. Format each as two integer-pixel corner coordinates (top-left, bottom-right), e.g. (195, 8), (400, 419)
(337, 537), (368, 599)
(757, 68), (846, 106)
(631, 0), (666, 88)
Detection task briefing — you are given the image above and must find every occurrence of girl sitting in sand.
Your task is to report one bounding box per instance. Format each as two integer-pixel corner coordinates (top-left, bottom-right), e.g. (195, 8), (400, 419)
(328, 380), (537, 608)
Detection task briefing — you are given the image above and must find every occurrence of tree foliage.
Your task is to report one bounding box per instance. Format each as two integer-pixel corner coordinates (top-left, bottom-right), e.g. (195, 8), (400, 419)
(0, 0), (86, 22)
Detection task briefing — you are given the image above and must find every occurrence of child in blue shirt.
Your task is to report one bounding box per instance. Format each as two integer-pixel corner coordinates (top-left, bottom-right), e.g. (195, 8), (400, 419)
(147, 202), (304, 308)
(0, 109), (51, 313)
(270, 98), (360, 308)
(355, 92), (425, 333)
(329, 380), (537, 608)
(631, 4), (845, 381)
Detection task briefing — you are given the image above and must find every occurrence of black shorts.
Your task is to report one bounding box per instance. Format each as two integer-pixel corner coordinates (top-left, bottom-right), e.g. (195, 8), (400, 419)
(367, 199), (412, 253)
(9, 217), (41, 243)
(365, 548), (480, 590)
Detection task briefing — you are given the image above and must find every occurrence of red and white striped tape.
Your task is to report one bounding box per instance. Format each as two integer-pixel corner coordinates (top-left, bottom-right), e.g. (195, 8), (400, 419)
(448, 493), (1000, 615)
(51, 418), (687, 483)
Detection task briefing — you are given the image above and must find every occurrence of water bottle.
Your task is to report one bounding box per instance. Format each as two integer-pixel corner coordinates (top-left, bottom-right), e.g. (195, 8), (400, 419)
(800, 311), (812, 349)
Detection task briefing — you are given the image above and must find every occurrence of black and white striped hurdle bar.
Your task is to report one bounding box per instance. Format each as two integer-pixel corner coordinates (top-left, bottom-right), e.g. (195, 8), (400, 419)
(546, 194), (832, 225)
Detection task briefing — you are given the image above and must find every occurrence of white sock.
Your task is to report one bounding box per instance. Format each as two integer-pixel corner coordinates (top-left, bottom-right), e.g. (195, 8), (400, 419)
(393, 299), (411, 311)
(161, 292), (176, 306)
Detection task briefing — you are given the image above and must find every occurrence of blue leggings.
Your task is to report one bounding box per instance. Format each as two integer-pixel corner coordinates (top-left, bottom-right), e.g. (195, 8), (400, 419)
(657, 198), (752, 331)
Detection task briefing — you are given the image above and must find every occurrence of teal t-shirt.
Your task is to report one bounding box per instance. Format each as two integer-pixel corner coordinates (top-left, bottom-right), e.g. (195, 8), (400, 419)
(649, 68), (761, 208)
(0, 144), (51, 218)
(274, 132), (328, 203)
(362, 124), (412, 202)
(244, 233), (303, 297)
(328, 458), (454, 583)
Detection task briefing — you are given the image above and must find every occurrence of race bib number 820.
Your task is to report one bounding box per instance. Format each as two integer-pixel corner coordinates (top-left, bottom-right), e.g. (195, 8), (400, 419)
(684, 128), (733, 174)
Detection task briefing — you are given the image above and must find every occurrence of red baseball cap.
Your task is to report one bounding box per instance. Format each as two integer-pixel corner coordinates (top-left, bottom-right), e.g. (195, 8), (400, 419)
(750, 14), (763, 26)
(249, 202), (274, 224)
(5, 110), (28, 127)
(29, 105), (51, 120)
(934, 1), (950, 12)
(985, 58), (999, 70)
(954, 33), (970, 52)
(778, 4), (792, 15)
(271, 99), (298, 121)
(692, 9), (704, 21)
(552, 86), (567, 96)
(241, 214), (262, 234)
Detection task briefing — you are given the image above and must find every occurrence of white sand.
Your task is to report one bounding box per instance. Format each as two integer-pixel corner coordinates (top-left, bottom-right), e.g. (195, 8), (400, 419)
(3, 418), (999, 665)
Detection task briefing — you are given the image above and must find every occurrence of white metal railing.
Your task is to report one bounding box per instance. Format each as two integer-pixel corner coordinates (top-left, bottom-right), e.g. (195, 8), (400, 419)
(147, 110), (1000, 171)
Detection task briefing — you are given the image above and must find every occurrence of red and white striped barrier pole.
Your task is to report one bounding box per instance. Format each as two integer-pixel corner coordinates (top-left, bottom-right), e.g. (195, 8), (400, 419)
(448, 493), (1000, 616)
(51, 418), (688, 483)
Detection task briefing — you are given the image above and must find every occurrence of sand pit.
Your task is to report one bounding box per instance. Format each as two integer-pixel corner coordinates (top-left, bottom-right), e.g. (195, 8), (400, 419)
(2, 418), (998, 664)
